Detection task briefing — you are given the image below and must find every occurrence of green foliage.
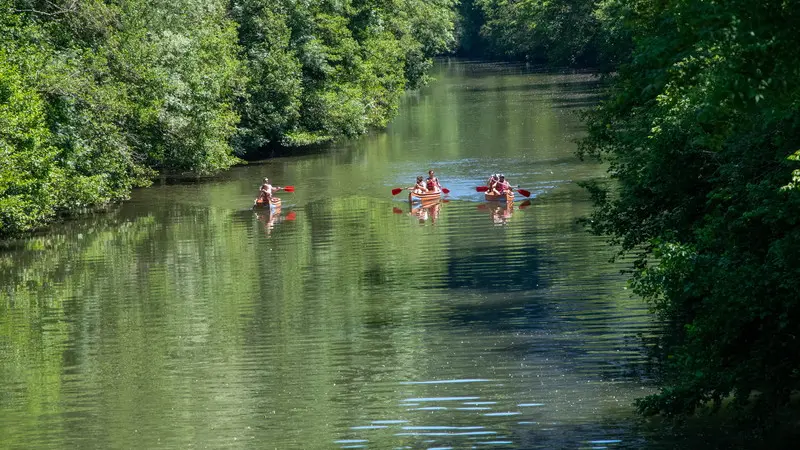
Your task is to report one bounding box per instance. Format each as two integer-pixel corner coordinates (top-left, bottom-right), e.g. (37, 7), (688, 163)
(0, 0), (246, 238)
(231, 0), (457, 151)
(464, 0), (631, 67)
(580, 0), (800, 420)
(2, 0), (454, 238)
(0, 24), (57, 235)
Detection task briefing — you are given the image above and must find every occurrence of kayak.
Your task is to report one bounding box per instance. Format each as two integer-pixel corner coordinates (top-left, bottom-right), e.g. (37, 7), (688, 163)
(484, 191), (514, 203)
(254, 196), (282, 209)
(409, 191), (442, 203)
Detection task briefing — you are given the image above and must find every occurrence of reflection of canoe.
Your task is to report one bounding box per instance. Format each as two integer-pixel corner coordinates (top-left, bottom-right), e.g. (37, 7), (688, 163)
(485, 191), (514, 203)
(409, 191), (442, 203)
(255, 197), (282, 209)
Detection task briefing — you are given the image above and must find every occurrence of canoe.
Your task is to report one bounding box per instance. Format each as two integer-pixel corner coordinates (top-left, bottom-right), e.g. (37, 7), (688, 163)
(255, 196), (282, 209)
(484, 191), (514, 203)
(409, 191), (442, 203)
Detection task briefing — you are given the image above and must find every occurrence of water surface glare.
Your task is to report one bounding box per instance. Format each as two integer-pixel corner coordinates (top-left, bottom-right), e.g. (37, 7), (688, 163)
(0, 61), (666, 448)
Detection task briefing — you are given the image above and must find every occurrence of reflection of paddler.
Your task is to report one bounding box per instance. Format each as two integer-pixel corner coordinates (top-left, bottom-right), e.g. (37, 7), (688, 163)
(490, 203), (513, 226)
(410, 201), (440, 224)
(255, 207), (282, 235)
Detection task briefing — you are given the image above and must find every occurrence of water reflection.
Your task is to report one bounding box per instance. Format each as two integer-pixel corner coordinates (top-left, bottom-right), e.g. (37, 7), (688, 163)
(410, 200), (442, 225)
(254, 208), (283, 235)
(477, 202), (514, 226)
(0, 61), (680, 449)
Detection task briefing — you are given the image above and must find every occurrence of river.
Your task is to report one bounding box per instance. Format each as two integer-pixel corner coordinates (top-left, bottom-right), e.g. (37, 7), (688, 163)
(1, 60), (669, 448)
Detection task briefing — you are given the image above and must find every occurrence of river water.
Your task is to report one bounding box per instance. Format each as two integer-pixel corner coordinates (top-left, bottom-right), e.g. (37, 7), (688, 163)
(1, 61), (668, 448)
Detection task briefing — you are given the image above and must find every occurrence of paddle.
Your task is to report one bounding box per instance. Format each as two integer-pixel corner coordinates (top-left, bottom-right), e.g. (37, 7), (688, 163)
(519, 200), (532, 209)
(253, 185), (294, 208)
(515, 188), (531, 197)
(392, 207), (404, 214)
(285, 211), (297, 220)
(476, 185), (530, 197)
(393, 187), (447, 195)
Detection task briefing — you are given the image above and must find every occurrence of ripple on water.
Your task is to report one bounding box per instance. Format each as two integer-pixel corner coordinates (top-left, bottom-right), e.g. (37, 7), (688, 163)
(0, 64), (660, 450)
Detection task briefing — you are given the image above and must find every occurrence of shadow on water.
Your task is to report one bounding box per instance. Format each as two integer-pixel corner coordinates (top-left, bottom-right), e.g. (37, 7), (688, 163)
(461, 79), (603, 95)
(440, 243), (544, 292)
(551, 96), (606, 109)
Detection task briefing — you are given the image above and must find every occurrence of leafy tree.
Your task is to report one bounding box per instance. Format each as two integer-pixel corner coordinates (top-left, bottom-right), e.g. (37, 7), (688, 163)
(231, 0), (456, 150)
(465, 0), (630, 68)
(580, 0), (800, 420)
(0, 0), (244, 237)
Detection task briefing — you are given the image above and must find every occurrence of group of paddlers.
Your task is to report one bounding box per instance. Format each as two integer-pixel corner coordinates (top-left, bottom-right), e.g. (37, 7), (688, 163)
(255, 170), (515, 206)
(408, 170), (443, 194)
(405, 170), (512, 195)
(486, 173), (511, 195)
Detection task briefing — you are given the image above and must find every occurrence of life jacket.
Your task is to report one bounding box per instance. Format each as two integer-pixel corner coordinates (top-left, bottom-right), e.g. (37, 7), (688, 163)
(426, 178), (437, 190)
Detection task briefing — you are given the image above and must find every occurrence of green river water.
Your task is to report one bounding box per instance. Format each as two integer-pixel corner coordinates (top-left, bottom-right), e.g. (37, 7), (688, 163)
(0, 61), (725, 449)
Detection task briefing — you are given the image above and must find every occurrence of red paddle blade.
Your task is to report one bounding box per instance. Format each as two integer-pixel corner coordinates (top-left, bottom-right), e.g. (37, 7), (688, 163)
(476, 186), (489, 192)
(283, 186), (295, 192)
(442, 187), (450, 194)
(391, 188), (403, 195)
(517, 188), (531, 197)
(286, 211), (296, 220)
(392, 207), (404, 214)
(519, 200), (532, 209)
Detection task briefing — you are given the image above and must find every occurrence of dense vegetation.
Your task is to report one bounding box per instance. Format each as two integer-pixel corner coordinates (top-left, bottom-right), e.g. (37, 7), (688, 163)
(456, 0), (631, 68)
(455, 0), (800, 423)
(577, 0), (800, 421)
(0, 0), (455, 237)
(230, 0), (456, 149)
(4, 0), (800, 426)
(457, 0), (800, 422)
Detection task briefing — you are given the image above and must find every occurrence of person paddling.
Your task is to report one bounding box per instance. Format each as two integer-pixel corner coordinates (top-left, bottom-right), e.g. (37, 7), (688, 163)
(408, 176), (428, 195)
(254, 177), (282, 207)
(426, 170), (441, 193)
(487, 174), (500, 195)
(496, 174), (511, 194)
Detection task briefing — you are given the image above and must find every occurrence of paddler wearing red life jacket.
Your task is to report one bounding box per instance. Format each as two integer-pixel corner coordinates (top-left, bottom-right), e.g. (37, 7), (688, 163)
(496, 174), (511, 194)
(426, 170), (441, 193)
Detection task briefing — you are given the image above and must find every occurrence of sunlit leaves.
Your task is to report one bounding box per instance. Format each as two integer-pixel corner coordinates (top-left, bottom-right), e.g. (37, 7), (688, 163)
(232, 0), (456, 152)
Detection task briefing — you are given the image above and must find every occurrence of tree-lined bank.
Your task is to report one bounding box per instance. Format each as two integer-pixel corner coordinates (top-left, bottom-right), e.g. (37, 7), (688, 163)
(4, 0), (800, 430)
(0, 0), (455, 237)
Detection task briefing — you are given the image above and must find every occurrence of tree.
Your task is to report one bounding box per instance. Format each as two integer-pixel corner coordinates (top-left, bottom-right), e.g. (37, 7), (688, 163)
(231, 0), (456, 151)
(470, 0), (630, 67)
(0, 0), (244, 238)
(580, 0), (800, 420)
